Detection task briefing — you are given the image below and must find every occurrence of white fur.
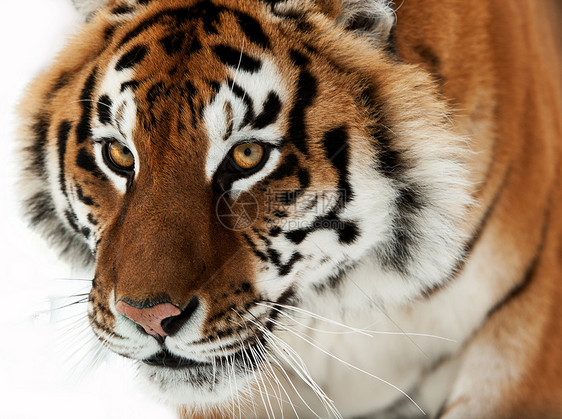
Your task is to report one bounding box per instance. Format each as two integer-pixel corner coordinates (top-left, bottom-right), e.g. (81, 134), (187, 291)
(337, 0), (395, 43)
(71, 0), (109, 19)
(204, 57), (288, 186)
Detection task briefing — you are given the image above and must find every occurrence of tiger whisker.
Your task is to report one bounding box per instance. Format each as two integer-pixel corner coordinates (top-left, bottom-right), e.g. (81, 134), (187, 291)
(68, 99), (112, 110)
(239, 311), (338, 419)
(253, 337), (292, 418)
(267, 316), (426, 415)
(258, 302), (456, 342)
(300, 236), (442, 359)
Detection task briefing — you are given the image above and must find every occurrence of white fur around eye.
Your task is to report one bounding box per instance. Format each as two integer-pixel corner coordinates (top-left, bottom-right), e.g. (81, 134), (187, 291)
(89, 59), (141, 194)
(203, 57), (287, 192)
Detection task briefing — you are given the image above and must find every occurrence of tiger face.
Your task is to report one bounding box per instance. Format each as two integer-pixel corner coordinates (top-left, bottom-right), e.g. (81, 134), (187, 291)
(19, 0), (471, 410)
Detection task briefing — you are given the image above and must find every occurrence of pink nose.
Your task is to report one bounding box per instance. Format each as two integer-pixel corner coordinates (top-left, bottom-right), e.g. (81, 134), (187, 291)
(115, 301), (181, 339)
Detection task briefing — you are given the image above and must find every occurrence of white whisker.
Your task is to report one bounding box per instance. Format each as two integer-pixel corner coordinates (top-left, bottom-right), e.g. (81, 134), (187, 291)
(268, 316), (426, 415)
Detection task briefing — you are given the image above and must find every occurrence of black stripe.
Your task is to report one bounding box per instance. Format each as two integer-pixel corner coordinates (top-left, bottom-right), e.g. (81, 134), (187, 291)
(285, 228), (309, 244)
(118, 3), (222, 47)
(76, 69), (97, 144)
(278, 252), (303, 276)
(27, 113), (50, 177)
(64, 210), (80, 233)
(267, 247), (302, 276)
(253, 92), (282, 129)
(396, 185), (426, 214)
(235, 12), (270, 49)
(361, 86), (405, 180)
(380, 213), (417, 273)
(75, 183), (95, 206)
(287, 54), (316, 155)
(113, 5), (135, 14)
(116, 45), (148, 71)
(289, 49), (308, 67)
(372, 119), (403, 179)
(229, 80), (255, 126)
(25, 191), (56, 227)
(269, 226), (282, 237)
(181, 80), (199, 129)
(323, 125), (353, 208)
(378, 185), (426, 273)
(47, 71), (72, 99)
(486, 208), (549, 318)
(97, 95), (113, 125)
(337, 221), (359, 244)
(213, 44), (261, 72)
(81, 226), (91, 239)
(159, 32), (185, 55)
(103, 26), (116, 42)
(120, 80), (140, 92)
(461, 167), (511, 260)
(242, 233), (268, 262)
(57, 121), (72, 198)
(76, 148), (104, 179)
(118, 8), (192, 47)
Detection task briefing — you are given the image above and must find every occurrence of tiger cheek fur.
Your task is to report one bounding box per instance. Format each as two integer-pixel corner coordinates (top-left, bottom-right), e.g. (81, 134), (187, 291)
(18, 0), (562, 417)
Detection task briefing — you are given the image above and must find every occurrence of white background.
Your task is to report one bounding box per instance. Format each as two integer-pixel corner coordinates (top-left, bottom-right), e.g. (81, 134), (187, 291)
(0, 1), (176, 417)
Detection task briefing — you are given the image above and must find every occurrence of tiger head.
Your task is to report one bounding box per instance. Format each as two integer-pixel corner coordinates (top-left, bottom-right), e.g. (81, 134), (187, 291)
(18, 0), (471, 410)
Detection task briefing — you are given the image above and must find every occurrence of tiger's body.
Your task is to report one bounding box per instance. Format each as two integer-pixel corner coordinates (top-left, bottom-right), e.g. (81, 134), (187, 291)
(17, 0), (562, 417)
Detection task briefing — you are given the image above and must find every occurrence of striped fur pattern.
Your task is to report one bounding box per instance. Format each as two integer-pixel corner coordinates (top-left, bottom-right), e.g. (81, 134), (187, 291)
(17, 0), (562, 417)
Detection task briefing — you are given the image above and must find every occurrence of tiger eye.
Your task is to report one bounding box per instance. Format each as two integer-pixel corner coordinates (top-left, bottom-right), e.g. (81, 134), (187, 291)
(232, 143), (265, 170)
(108, 141), (134, 170)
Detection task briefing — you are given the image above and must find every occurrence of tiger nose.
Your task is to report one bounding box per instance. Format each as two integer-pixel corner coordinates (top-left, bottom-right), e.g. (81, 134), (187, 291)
(115, 301), (182, 340)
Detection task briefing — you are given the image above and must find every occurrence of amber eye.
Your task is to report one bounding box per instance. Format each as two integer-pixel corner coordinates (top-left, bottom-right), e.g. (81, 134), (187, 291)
(231, 143), (265, 170)
(106, 141), (135, 171)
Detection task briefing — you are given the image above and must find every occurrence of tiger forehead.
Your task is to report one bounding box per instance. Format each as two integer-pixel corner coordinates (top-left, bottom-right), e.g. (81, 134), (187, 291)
(102, 0), (289, 83)
(94, 1), (301, 150)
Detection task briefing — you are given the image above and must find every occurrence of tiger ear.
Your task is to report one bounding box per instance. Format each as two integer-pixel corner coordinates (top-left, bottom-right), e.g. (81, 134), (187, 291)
(335, 0), (395, 44)
(70, 0), (110, 20)
(274, 0), (395, 44)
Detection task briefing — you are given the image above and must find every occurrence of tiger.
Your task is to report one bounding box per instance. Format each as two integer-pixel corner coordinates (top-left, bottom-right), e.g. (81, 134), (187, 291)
(16, 0), (562, 417)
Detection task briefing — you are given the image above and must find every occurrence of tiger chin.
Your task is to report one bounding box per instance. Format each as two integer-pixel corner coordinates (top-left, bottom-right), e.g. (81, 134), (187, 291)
(16, 0), (562, 417)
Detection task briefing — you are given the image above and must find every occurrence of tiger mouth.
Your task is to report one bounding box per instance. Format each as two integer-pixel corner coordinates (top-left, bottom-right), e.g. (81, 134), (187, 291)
(141, 344), (262, 371)
(142, 350), (210, 369)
